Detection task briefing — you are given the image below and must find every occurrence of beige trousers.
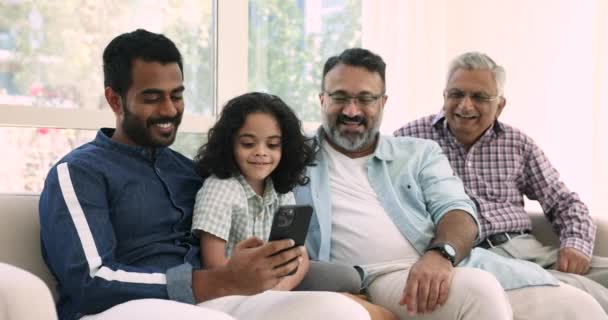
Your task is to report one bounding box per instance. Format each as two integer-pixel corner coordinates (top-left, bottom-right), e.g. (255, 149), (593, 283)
(83, 290), (371, 320)
(0, 263), (57, 320)
(490, 234), (608, 312)
(365, 264), (607, 320)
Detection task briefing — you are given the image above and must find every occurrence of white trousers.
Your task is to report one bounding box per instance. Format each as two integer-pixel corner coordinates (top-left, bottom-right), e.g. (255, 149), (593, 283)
(82, 290), (371, 320)
(490, 233), (608, 312)
(0, 263), (57, 320)
(366, 265), (607, 320)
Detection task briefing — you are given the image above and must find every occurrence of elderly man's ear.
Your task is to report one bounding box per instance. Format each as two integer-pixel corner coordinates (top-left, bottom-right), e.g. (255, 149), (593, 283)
(496, 97), (507, 118)
(381, 95), (388, 108)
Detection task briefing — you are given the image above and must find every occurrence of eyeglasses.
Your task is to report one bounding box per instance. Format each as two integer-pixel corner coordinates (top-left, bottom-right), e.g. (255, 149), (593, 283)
(323, 91), (385, 107)
(444, 89), (500, 105)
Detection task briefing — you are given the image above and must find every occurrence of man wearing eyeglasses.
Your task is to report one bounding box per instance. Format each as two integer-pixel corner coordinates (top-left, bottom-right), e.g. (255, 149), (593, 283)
(295, 48), (608, 319)
(395, 51), (608, 313)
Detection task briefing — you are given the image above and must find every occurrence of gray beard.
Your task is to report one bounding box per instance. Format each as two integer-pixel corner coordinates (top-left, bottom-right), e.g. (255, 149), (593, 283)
(321, 121), (379, 152)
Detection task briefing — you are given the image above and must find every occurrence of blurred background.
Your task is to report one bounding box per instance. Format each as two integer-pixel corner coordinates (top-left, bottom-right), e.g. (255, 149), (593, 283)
(1, 0), (606, 216)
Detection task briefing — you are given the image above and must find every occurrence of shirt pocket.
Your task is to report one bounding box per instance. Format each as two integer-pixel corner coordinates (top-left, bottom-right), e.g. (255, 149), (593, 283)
(478, 171), (516, 202)
(397, 176), (429, 221)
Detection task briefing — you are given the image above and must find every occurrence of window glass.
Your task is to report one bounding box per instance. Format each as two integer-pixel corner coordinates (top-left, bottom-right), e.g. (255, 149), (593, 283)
(2, 127), (96, 193)
(0, 1), (213, 193)
(248, 0), (361, 121)
(0, 0), (214, 115)
(1, 127), (205, 193)
(171, 132), (207, 160)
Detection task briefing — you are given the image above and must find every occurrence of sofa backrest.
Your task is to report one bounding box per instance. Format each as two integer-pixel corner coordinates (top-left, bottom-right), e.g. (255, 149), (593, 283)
(1, 193), (606, 305)
(0, 194), (58, 300)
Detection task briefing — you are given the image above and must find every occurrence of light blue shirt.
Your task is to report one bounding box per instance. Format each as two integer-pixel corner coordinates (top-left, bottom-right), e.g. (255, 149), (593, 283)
(294, 130), (558, 290)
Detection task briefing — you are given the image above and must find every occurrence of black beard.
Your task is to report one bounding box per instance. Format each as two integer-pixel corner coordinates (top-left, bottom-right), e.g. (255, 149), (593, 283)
(121, 103), (182, 148)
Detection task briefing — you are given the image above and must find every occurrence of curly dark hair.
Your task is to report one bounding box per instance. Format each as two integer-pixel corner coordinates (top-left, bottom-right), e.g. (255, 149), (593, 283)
(193, 92), (317, 194)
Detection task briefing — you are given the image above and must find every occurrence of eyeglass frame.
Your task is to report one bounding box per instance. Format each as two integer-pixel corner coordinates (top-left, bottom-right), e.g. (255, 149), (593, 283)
(443, 88), (502, 105)
(321, 90), (386, 107)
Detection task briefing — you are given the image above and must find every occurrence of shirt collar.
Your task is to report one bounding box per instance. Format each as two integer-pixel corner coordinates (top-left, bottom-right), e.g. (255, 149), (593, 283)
(94, 128), (168, 161)
(236, 174), (278, 206)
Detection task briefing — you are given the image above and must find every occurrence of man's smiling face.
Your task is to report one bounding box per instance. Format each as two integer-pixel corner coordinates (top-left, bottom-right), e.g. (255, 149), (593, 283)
(320, 63), (386, 155)
(443, 68), (505, 148)
(116, 59), (184, 148)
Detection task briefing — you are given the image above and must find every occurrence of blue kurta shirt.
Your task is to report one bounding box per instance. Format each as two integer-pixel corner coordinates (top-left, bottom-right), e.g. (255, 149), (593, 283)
(294, 130), (558, 290)
(39, 128), (203, 320)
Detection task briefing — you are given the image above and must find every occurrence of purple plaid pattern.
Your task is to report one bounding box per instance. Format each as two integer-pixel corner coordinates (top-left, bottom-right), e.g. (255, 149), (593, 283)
(394, 113), (596, 257)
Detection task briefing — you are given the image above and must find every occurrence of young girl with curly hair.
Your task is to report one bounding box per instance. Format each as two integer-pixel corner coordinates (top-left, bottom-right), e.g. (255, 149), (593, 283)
(191, 92), (317, 290)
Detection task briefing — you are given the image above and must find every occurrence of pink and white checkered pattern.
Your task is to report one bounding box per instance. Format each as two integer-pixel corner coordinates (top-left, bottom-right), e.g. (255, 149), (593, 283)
(394, 112), (596, 257)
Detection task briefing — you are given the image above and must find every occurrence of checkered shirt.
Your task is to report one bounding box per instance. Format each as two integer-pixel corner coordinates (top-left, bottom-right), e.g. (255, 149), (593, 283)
(192, 174), (295, 256)
(394, 112), (596, 257)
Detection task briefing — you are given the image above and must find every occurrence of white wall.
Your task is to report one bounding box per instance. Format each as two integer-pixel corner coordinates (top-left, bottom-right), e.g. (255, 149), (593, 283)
(363, 0), (606, 215)
(593, 0), (608, 217)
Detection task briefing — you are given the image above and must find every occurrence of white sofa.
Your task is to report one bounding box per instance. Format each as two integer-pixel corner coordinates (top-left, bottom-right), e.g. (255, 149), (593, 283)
(1, 193), (608, 317)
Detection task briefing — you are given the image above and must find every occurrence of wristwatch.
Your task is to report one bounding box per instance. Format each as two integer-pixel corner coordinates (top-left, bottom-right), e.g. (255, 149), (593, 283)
(425, 243), (457, 266)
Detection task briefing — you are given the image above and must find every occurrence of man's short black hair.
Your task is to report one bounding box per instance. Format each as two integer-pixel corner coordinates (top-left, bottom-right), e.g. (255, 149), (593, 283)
(321, 48), (386, 91)
(103, 29), (183, 98)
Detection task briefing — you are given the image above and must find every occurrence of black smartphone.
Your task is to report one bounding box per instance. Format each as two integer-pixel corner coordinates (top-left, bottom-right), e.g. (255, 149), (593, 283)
(268, 205), (313, 275)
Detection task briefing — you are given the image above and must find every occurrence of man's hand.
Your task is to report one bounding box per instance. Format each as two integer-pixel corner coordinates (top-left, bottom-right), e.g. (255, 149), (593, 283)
(555, 247), (590, 275)
(272, 249), (310, 291)
(193, 237), (304, 301)
(400, 251), (454, 315)
(226, 237), (304, 294)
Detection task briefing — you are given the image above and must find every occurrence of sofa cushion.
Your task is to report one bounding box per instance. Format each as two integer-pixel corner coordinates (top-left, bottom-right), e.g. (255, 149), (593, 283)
(0, 194), (605, 304)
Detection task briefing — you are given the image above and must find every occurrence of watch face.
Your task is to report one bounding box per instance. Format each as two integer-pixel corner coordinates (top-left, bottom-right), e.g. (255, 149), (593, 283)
(444, 244), (456, 257)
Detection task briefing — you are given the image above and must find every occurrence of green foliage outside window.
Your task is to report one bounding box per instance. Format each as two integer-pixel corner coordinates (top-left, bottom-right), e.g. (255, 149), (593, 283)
(248, 0), (361, 121)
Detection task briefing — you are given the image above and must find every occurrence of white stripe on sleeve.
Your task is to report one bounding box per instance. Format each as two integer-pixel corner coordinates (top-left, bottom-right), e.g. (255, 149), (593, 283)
(57, 162), (166, 284)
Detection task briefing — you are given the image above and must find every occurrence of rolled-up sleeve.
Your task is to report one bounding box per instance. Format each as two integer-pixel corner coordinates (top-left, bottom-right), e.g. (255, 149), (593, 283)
(418, 142), (481, 240)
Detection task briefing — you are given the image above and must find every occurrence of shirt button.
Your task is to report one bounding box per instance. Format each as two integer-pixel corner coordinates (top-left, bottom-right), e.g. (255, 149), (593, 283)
(467, 162), (472, 167)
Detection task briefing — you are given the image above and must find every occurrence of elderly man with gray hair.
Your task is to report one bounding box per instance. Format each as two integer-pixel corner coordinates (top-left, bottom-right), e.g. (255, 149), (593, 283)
(395, 51), (608, 312)
(297, 47), (608, 320)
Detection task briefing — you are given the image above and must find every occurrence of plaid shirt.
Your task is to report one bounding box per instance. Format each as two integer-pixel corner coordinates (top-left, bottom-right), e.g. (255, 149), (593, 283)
(394, 112), (596, 257)
(192, 175), (295, 256)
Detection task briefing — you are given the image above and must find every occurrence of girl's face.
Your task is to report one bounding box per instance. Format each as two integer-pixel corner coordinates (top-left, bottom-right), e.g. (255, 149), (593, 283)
(234, 112), (282, 195)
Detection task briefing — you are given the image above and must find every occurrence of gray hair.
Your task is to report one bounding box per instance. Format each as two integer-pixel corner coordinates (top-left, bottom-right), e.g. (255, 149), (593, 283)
(447, 52), (506, 96)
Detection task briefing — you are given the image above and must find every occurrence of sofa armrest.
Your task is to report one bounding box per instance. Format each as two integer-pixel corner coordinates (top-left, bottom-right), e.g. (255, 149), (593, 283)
(530, 211), (608, 256)
(594, 218), (608, 257)
(0, 194), (57, 300)
(0, 263), (57, 320)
